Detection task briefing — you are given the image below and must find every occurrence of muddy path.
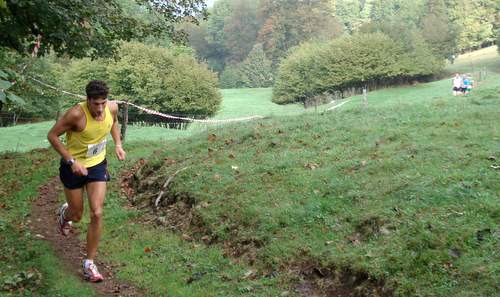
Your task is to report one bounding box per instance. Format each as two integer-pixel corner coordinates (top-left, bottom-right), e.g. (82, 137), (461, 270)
(30, 177), (142, 296)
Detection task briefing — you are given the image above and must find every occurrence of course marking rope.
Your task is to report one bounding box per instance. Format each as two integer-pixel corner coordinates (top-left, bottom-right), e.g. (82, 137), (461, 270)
(327, 99), (351, 111)
(113, 100), (264, 124)
(28, 76), (264, 124)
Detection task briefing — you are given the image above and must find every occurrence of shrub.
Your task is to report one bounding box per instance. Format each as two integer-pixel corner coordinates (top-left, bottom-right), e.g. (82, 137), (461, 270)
(273, 33), (444, 105)
(108, 42), (221, 116)
(65, 42), (222, 117)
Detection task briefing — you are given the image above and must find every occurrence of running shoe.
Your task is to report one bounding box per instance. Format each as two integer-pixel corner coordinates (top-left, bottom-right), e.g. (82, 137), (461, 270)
(57, 202), (72, 236)
(83, 261), (104, 282)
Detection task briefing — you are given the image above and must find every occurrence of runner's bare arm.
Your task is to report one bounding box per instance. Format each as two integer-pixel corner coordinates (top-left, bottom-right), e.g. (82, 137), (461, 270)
(47, 106), (88, 175)
(109, 101), (126, 161)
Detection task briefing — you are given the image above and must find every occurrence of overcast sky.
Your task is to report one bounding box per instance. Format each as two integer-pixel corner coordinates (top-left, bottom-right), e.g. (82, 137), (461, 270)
(206, 0), (215, 7)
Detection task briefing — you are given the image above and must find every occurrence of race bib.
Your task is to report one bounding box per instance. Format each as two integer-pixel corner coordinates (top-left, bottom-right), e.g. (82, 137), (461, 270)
(86, 139), (107, 157)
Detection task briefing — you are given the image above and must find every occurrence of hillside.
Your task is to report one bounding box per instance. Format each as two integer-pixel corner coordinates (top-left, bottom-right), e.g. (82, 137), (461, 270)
(119, 61), (500, 295)
(0, 48), (499, 296)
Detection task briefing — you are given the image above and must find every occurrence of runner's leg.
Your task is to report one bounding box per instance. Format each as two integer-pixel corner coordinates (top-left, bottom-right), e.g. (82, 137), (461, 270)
(63, 187), (84, 222)
(85, 181), (106, 260)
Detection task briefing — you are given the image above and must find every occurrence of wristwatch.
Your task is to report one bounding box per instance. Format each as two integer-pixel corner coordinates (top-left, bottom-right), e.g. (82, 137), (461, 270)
(66, 158), (75, 166)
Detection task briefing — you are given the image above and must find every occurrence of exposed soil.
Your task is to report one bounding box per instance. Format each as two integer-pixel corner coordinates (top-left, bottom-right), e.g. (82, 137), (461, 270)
(289, 259), (393, 297)
(30, 177), (142, 296)
(122, 160), (394, 297)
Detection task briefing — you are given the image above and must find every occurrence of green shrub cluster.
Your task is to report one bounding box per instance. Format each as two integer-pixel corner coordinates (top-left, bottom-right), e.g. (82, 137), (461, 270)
(64, 42), (221, 117)
(219, 44), (274, 89)
(273, 33), (444, 104)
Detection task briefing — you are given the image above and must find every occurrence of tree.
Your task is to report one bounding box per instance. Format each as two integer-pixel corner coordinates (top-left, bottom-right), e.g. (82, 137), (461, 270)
(0, 49), (67, 126)
(219, 43), (273, 89)
(257, 0), (342, 66)
(445, 0), (498, 51)
(419, 0), (457, 59)
(0, 0), (208, 58)
(239, 44), (274, 88)
(222, 0), (261, 63)
(498, 31), (500, 54)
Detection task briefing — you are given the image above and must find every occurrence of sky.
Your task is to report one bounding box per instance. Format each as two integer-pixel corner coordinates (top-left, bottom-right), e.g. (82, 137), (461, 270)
(206, 0), (215, 7)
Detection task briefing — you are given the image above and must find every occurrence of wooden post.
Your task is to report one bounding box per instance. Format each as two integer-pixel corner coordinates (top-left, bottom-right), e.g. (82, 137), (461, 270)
(120, 101), (129, 142)
(363, 85), (368, 107)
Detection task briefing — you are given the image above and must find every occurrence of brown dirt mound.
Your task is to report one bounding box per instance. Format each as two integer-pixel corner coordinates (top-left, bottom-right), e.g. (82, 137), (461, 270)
(30, 177), (142, 296)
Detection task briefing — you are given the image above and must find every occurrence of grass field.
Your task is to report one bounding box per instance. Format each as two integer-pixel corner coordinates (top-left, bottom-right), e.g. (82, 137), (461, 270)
(0, 86), (333, 153)
(1, 48), (499, 296)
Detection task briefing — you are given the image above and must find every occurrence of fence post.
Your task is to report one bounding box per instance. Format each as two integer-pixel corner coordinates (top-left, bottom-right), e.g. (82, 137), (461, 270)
(120, 101), (129, 142)
(363, 85), (368, 107)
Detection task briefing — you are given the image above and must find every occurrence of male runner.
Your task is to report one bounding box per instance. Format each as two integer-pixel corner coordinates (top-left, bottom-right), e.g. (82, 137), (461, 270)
(47, 80), (126, 282)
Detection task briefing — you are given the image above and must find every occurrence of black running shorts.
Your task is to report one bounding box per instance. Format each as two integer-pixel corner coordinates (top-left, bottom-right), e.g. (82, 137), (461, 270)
(59, 159), (110, 189)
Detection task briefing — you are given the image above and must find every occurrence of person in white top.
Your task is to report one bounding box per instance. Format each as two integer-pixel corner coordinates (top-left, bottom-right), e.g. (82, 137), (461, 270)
(452, 73), (463, 96)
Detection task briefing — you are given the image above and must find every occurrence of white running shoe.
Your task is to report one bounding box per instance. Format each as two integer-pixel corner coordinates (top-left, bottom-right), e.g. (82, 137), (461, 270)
(83, 260), (104, 282)
(57, 202), (72, 236)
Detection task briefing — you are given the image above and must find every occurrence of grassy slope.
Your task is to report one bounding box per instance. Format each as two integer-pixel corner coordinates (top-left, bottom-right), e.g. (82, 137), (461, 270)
(126, 72), (500, 296)
(0, 47), (498, 296)
(0, 86), (327, 153)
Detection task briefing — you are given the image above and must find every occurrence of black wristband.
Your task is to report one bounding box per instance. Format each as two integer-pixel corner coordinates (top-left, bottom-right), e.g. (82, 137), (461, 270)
(66, 158), (75, 166)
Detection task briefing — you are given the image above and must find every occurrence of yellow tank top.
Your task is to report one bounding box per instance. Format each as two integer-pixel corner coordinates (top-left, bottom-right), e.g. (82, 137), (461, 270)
(66, 102), (113, 168)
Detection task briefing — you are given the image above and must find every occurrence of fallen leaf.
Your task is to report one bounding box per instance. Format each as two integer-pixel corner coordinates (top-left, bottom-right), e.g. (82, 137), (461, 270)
(144, 247), (152, 253)
(208, 134), (217, 142)
(304, 162), (319, 170)
(243, 269), (256, 279)
(448, 248), (461, 258)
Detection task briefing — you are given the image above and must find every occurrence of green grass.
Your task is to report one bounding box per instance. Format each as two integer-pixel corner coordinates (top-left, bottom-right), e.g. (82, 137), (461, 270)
(1, 49), (499, 296)
(0, 88), (335, 153)
(125, 72), (500, 296)
(446, 45), (500, 74)
(0, 151), (97, 296)
(215, 88), (332, 119)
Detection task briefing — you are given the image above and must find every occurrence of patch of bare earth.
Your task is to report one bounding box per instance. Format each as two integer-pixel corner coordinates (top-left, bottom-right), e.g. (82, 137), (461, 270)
(285, 258), (393, 297)
(122, 159), (393, 297)
(30, 177), (142, 296)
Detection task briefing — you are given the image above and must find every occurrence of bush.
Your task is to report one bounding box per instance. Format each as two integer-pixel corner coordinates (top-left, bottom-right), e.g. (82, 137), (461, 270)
(108, 42), (221, 117)
(63, 58), (109, 96)
(64, 42), (222, 117)
(273, 33), (444, 105)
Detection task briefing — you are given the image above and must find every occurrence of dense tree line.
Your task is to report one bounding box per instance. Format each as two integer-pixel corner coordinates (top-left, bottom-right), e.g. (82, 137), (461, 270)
(186, 0), (342, 88)
(187, 0), (498, 89)
(273, 33), (443, 105)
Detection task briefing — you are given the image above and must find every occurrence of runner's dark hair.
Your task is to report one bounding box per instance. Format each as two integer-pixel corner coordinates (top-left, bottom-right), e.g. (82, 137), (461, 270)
(86, 80), (109, 100)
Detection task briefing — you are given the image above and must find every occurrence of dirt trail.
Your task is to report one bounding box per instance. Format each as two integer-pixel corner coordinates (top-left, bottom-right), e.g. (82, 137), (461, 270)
(30, 177), (142, 296)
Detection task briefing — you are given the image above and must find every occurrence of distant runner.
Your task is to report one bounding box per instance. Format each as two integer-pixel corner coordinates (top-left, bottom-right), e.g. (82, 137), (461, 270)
(462, 75), (473, 95)
(47, 80), (126, 282)
(452, 73), (463, 96)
